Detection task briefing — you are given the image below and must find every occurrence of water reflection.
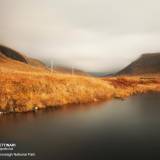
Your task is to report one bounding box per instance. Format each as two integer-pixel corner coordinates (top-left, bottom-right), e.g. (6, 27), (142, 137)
(0, 93), (160, 159)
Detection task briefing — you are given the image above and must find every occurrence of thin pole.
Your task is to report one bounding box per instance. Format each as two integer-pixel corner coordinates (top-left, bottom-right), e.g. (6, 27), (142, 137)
(51, 59), (54, 72)
(71, 66), (74, 75)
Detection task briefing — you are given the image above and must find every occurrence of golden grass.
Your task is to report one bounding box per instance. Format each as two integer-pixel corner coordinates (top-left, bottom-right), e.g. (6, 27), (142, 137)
(102, 75), (160, 99)
(0, 65), (114, 113)
(0, 56), (160, 113)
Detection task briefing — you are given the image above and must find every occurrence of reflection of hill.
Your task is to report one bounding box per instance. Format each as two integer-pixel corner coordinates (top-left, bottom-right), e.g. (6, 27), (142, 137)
(134, 93), (160, 118)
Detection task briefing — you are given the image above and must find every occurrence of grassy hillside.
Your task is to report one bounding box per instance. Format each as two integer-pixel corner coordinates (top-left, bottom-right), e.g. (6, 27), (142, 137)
(0, 45), (48, 70)
(117, 53), (160, 75)
(0, 53), (114, 113)
(0, 45), (160, 113)
(102, 75), (160, 98)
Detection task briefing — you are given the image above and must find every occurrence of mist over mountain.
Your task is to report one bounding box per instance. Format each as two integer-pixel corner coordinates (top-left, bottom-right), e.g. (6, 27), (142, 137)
(117, 53), (160, 75)
(0, 45), (89, 76)
(2, 0), (160, 72)
(0, 45), (47, 69)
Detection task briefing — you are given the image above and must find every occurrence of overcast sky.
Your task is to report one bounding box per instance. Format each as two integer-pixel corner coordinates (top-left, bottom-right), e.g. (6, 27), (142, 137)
(1, 0), (160, 72)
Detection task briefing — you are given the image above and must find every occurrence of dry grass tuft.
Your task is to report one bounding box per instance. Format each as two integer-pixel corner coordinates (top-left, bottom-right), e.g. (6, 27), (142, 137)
(102, 75), (160, 98)
(0, 64), (114, 112)
(0, 54), (160, 113)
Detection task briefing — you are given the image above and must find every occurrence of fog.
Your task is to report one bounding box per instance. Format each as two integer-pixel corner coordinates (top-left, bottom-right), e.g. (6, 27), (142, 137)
(1, 0), (160, 72)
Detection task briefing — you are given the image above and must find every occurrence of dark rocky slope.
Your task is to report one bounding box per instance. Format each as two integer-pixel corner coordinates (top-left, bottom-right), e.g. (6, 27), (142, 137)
(117, 53), (160, 75)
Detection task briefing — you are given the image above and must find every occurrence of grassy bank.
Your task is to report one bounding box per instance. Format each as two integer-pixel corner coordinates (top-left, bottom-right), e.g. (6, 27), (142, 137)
(0, 56), (160, 113)
(102, 75), (160, 98)
(0, 70), (114, 113)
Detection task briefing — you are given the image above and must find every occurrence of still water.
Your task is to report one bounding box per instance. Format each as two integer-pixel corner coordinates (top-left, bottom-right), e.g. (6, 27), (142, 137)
(0, 93), (160, 160)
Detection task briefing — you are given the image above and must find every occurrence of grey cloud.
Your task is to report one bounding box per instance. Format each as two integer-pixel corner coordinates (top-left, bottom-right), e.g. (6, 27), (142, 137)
(1, 0), (160, 72)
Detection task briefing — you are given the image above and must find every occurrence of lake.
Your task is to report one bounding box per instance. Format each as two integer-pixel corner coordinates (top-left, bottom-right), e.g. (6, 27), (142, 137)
(0, 93), (160, 159)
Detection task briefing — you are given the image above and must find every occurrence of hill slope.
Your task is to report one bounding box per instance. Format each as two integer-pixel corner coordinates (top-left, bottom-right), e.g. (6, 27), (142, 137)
(0, 45), (48, 70)
(1, 45), (159, 113)
(0, 45), (114, 113)
(0, 45), (28, 63)
(0, 45), (88, 75)
(117, 53), (160, 75)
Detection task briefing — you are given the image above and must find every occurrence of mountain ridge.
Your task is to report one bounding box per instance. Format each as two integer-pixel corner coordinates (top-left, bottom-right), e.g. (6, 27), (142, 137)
(117, 53), (160, 75)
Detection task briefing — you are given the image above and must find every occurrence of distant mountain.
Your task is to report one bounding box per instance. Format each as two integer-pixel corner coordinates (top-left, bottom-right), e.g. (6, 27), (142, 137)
(117, 53), (160, 75)
(0, 45), (113, 113)
(52, 66), (90, 76)
(0, 45), (28, 63)
(0, 45), (47, 69)
(0, 45), (89, 76)
(27, 57), (47, 68)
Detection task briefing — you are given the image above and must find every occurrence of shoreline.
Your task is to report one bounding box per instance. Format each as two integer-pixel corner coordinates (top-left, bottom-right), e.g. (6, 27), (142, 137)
(0, 71), (160, 114)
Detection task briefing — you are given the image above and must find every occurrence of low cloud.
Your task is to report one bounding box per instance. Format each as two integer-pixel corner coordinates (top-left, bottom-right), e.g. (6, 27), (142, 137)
(1, 0), (160, 72)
